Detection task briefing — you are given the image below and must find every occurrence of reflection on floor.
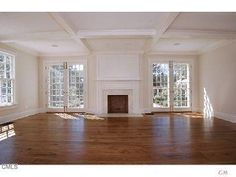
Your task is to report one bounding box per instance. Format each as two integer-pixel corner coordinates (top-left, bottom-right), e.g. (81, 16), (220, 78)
(55, 113), (105, 120)
(174, 112), (204, 119)
(0, 123), (15, 142)
(0, 112), (236, 164)
(147, 112), (204, 119)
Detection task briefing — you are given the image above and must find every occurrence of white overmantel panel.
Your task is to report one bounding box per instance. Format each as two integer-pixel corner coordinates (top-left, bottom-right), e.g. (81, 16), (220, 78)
(96, 54), (140, 80)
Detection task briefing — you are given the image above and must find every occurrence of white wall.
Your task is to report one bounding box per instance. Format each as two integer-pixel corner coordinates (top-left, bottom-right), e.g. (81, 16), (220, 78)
(0, 44), (39, 123)
(199, 41), (236, 123)
(39, 53), (199, 115)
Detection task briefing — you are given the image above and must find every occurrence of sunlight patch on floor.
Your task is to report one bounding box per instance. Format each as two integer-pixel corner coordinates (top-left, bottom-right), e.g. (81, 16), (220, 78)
(176, 112), (204, 119)
(55, 113), (105, 120)
(0, 123), (15, 142)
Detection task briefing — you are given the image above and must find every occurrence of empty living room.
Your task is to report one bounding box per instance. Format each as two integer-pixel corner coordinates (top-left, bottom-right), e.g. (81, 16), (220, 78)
(0, 2), (236, 176)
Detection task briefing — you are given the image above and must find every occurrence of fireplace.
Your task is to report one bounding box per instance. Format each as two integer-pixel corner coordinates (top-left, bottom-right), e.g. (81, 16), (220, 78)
(107, 95), (128, 113)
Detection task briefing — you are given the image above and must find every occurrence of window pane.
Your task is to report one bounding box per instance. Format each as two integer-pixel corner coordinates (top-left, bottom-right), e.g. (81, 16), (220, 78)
(0, 52), (14, 106)
(48, 65), (64, 108)
(173, 63), (190, 108)
(68, 64), (85, 108)
(153, 63), (169, 108)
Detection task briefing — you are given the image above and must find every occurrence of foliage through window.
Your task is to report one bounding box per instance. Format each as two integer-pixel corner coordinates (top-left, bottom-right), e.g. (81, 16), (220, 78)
(152, 62), (191, 109)
(68, 64), (84, 108)
(173, 63), (190, 108)
(153, 63), (169, 108)
(47, 63), (85, 109)
(0, 52), (15, 106)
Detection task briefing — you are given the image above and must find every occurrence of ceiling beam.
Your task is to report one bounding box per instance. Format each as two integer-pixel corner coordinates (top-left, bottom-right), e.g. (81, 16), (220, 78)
(49, 12), (91, 53)
(162, 29), (236, 39)
(0, 31), (69, 43)
(144, 12), (180, 52)
(77, 29), (156, 39)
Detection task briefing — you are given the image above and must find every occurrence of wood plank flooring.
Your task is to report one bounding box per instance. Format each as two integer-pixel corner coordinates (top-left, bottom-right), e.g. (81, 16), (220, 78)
(0, 112), (236, 164)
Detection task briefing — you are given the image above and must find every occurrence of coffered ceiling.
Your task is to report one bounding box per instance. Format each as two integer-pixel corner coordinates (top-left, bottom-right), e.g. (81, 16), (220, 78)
(0, 12), (235, 56)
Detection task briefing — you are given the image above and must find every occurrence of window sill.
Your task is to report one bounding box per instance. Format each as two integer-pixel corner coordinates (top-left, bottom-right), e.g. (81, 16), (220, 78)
(0, 104), (18, 111)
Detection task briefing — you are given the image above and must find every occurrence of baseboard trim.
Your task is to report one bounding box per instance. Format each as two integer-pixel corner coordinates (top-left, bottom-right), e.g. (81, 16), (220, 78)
(214, 112), (236, 123)
(0, 108), (45, 124)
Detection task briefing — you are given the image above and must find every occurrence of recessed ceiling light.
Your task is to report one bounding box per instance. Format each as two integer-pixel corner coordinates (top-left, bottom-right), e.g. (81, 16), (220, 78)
(51, 44), (58, 48)
(174, 43), (180, 46)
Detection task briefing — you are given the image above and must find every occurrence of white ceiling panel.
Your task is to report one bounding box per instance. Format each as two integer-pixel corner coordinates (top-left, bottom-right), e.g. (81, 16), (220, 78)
(9, 39), (88, 55)
(62, 12), (168, 31)
(0, 12), (236, 55)
(0, 12), (63, 36)
(170, 12), (236, 31)
(86, 38), (147, 52)
(152, 38), (220, 52)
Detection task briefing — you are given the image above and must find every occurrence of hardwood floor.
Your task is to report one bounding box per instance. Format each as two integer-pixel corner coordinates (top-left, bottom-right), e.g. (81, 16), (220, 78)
(0, 112), (236, 164)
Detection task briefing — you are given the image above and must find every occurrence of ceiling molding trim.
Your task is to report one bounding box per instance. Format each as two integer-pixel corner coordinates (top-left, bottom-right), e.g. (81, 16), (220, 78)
(80, 38), (93, 51)
(92, 50), (144, 55)
(147, 51), (199, 56)
(145, 12), (180, 52)
(49, 12), (90, 53)
(0, 31), (70, 43)
(77, 29), (156, 38)
(5, 43), (39, 56)
(198, 39), (236, 55)
(39, 52), (90, 57)
(163, 29), (236, 39)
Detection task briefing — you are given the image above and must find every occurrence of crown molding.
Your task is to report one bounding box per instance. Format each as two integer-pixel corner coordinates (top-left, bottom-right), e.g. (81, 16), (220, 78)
(147, 50), (199, 56)
(198, 39), (236, 55)
(39, 52), (90, 57)
(92, 50), (144, 55)
(0, 31), (69, 43)
(1, 43), (39, 56)
(77, 29), (156, 39)
(163, 29), (236, 39)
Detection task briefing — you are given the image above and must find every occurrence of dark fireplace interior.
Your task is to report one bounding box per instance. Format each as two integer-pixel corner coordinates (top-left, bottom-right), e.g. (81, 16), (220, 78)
(107, 95), (128, 113)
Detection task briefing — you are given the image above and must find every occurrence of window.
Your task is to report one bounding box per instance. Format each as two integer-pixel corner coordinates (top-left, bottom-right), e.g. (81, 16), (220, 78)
(173, 63), (190, 108)
(47, 62), (86, 111)
(152, 61), (191, 110)
(0, 51), (15, 107)
(153, 63), (169, 108)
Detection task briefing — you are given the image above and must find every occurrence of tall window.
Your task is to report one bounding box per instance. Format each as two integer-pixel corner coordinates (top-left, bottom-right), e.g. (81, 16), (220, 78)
(0, 52), (15, 106)
(173, 63), (190, 108)
(152, 61), (191, 110)
(153, 63), (169, 108)
(47, 62), (85, 111)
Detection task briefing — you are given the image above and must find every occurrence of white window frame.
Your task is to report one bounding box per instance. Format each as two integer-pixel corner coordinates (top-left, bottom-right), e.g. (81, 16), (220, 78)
(0, 51), (16, 108)
(42, 58), (88, 112)
(148, 56), (194, 112)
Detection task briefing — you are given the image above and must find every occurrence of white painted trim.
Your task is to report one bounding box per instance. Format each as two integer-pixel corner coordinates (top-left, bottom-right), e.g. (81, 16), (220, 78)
(42, 58), (88, 112)
(163, 29), (236, 39)
(77, 29), (156, 38)
(145, 12), (180, 52)
(147, 51), (199, 56)
(4, 43), (39, 56)
(92, 51), (144, 55)
(0, 31), (69, 43)
(0, 104), (18, 111)
(147, 56), (198, 112)
(0, 108), (44, 124)
(214, 112), (236, 123)
(39, 52), (89, 57)
(198, 39), (236, 55)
